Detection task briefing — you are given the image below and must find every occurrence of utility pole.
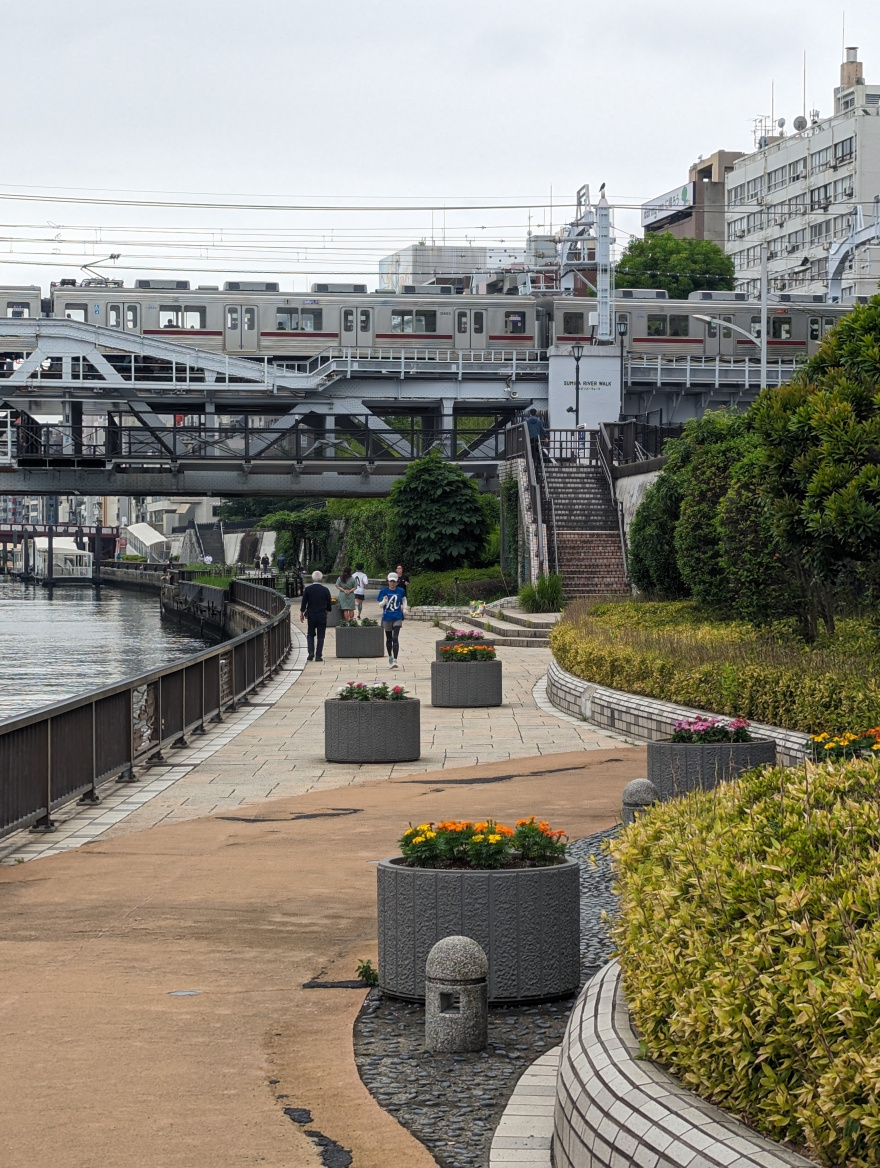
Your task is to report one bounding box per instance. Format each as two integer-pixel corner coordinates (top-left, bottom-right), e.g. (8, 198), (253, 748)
(760, 242), (768, 389)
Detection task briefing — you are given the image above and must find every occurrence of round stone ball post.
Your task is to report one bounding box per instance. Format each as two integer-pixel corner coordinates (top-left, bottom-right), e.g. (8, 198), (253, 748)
(424, 936), (488, 1054)
(621, 778), (659, 826)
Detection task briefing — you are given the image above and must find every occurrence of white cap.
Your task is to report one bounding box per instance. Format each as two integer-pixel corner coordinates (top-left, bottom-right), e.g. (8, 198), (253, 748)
(311, 570), (323, 581)
(387, 571), (399, 581)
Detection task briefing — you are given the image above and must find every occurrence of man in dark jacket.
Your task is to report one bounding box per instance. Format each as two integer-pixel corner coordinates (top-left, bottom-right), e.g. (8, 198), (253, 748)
(299, 570), (332, 662)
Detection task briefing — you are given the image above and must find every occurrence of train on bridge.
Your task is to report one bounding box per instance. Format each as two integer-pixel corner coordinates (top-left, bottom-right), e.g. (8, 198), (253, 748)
(0, 281), (850, 365)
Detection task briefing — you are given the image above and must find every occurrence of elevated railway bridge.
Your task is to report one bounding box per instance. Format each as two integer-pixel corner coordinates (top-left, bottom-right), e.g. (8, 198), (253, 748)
(0, 319), (799, 496)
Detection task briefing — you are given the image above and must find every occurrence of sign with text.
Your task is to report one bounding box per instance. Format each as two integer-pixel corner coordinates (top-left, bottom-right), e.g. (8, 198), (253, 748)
(547, 350), (620, 429)
(641, 182), (695, 228)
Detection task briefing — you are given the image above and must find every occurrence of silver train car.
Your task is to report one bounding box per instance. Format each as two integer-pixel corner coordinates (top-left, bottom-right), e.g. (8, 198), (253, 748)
(0, 280), (850, 362)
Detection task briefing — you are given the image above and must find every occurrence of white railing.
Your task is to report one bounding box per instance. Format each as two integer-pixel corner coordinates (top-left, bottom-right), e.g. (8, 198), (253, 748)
(626, 354), (800, 389)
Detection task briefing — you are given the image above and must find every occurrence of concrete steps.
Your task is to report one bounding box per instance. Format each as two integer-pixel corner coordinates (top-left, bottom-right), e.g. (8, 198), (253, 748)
(439, 617), (550, 649)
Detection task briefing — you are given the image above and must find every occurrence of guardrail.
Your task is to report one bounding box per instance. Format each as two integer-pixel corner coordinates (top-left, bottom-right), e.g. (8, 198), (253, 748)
(626, 353), (799, 388)
(0, 580), (291, 841)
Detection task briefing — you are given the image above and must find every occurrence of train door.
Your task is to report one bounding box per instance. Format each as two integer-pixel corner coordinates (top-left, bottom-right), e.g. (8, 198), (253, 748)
(454, 307), (488, 350)
(107, 303), (142, 333)
(341, 305), (373, 351)
(704, 314), (736, 357)
(224, 304), (259, 351)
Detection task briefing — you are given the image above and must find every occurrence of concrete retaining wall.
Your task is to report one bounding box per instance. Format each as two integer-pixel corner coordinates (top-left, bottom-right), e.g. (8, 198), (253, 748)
(554, 960), (816, 1168)
(611, 464), (663, 535)
(546, 658), (810, 766)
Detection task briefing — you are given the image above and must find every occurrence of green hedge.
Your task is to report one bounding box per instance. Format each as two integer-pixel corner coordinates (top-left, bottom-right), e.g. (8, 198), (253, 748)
(549, 601), (880, 735)
(408, 566), (510, 606)
(612, 760), (880, 1166)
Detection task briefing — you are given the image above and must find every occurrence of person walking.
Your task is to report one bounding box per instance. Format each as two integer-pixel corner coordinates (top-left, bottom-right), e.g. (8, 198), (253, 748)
(352, 562), (369, 616)
(525, 407), (550, 464)
(277, 552), (286, 572)
(261, 554), (270, 573)
(299, 569), (332, 662)
(394, 564), (411, 596)
(377, 570), (407, 668)
(336, 566), (357, 620)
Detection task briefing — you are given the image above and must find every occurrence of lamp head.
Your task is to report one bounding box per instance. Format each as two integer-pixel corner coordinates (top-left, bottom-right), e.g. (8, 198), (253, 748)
(570, 342), (584, 360)
(617, 318), (629, 337)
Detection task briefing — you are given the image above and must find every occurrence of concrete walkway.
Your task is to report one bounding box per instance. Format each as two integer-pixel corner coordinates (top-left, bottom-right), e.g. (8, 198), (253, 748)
(2, 599), (631, 862)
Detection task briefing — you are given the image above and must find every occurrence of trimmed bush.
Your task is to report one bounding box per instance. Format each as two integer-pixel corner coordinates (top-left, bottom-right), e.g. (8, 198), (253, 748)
(611, 759), (880, 1167)
(408, 566), (510, 606)
(550, 600), (880, 735)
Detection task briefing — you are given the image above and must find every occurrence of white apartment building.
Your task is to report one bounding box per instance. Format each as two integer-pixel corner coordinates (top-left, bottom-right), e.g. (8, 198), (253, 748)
(726, 48), (880, 301)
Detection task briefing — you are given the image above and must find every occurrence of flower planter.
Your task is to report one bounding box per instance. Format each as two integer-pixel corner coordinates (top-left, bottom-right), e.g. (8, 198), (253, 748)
(326, 605), (341, 628)
(377, 856), (580, 1003)
(324, 697), (420, 762)
(335, 624), (384, 658)
(430, 659), (503, 707)
(647, 738), (777, 800)
(435, 637), (495, 662)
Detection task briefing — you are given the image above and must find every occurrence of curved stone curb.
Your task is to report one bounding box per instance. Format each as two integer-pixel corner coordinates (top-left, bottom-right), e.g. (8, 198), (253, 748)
(489, 1045), (560, 1166)
(554, 961), (817, 1168)
(546, 659), (810, 767)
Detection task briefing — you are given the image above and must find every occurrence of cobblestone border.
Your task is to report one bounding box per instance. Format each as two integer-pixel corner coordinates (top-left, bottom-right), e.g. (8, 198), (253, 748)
(546, 659), (810, 767)
(553, 960), (817, 1168)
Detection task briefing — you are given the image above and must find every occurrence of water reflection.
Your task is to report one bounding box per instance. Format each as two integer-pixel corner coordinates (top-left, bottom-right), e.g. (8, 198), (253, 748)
(0, 581), (214, 721)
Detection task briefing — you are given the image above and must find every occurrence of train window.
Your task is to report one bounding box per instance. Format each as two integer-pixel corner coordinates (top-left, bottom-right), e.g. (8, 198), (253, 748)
(6, 301), (30, 318)
(342, 309), (355, 333)
(64, 303), (88, 322)
(750, 316), (762, 339)
(300, 308), (322, 331)
(227, 307), (239, 330)
(184, 307), (206, 330)
(771, 317), (792, 340)
(562, 312), (584, 335)
(108, 304), (121, 328)
(416, 310), (436, 332)
(705, 320), (718, 339)
(126, 305), (139, 330)
(722, 316), (733, 339)
(276, 309), (298, 330)
(160, 306), (182, 328)
(457, 311), (468, 334)
(473, 311), (484, 335)
(809, 318), (820, 341)
(823, 318), (835, 335)
(669, 315), (689, 338)
(243, 307), (257, 332)
(392, 310), (436, 333)
(504, 311), (526, 335)
(646, 315), (667, 337)
(359, 309), (371, 332)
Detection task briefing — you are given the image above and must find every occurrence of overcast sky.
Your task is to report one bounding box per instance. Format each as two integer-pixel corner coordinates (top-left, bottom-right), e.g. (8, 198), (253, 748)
(0, 0), (875, 291)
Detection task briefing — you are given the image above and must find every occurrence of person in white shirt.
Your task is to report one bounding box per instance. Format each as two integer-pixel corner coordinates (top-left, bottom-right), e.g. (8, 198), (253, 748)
(352, 562), (369, 616)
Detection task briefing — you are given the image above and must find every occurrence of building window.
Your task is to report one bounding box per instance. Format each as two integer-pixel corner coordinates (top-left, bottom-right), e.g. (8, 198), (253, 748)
(833, 176), (854, 201)
(646, 315), (667, 337)
(810, 220), (833, 244)
(727, 183), (746, 207)
(6, 301), (30, 318)
(504, 311), (526, 335)
(747, 176), (765, 199)
(810, 184), (833, 209)
(300, 308), (322, 331)
(767, 166), (787, 193)
(788, 193), (808, 215)
(787, 228), (806, 252)
(562, 311), (584, 335)
(276, 309), (299, 330)
(810, 147), (832, 175)
(768, 202), (787, 226)
(788, 157), (807, 183)
(768, 237), (786, 260)
(669, 315), (689, 338)
(834, 137), (855, 164)
(64, 303), (88, 322)
(771, 316), (792, 340)
(727, 217), (747, 240)
(746, 211), (764, 233)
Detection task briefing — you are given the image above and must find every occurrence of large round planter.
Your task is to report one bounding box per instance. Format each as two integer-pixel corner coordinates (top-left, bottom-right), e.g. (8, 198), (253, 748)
(435, 637), (495, 662)
(647, 737), (777, 800)
(335, 624), (384, 658)
(326, 605), (341, 628)
(324, 698), (420, 762)
(377, 856), (580, 1003)
(430, 659), (503, 707)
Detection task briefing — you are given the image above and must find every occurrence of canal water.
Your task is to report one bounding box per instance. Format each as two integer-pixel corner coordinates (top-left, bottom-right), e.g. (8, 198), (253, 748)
(0, 581), (214, 722)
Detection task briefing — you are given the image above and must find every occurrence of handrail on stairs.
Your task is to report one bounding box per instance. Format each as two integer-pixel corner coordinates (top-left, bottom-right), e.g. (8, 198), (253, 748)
(519, 423), (547, 577)
(597, 424), (630, 583)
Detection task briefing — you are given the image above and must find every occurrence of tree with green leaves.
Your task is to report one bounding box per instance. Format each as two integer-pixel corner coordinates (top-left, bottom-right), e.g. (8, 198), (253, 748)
(751, 295), (880, 635)
(258, 508), (332, 566)
(616, 233), (734, 300)
(388, 451), (490, 572)
(219, 496), (323, 522)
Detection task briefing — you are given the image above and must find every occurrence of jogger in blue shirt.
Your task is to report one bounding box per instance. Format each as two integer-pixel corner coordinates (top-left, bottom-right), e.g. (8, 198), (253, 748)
(377, 571), (407, 668)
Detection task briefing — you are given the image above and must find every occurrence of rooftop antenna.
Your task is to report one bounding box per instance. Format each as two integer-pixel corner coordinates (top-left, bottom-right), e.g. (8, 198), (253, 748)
(803, 51), (807, 119)
(771, 79), (775, 127)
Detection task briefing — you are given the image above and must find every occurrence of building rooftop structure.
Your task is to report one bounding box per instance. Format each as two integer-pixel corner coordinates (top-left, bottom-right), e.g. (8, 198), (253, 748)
(642, 150), (744, 242)
(725, 48), (880, 302)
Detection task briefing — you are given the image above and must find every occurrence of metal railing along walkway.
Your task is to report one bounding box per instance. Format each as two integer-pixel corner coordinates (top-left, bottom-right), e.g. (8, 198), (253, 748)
(0, 580), (291, 840)
(626, 353), (800, 389)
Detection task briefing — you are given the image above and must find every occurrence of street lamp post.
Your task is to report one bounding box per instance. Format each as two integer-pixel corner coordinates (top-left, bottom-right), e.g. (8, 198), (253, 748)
(616, 317), (628, 419)
(759, 241), (768, 390)
(570, 342), (584, 427)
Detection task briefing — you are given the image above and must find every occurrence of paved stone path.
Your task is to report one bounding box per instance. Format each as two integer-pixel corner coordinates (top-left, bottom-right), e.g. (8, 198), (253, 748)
(2, 599), (630, 862)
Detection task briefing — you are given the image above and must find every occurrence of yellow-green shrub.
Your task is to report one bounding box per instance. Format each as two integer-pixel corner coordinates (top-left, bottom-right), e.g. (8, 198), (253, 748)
(549, 601), (880, 735)
(611, 760), (880, 1167)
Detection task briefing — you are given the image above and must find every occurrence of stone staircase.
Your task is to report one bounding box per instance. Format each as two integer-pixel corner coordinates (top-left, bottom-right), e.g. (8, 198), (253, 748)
(439, 609), (559, 649)
(540, 464), (629, 600)
(197, 523), (226, 565)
